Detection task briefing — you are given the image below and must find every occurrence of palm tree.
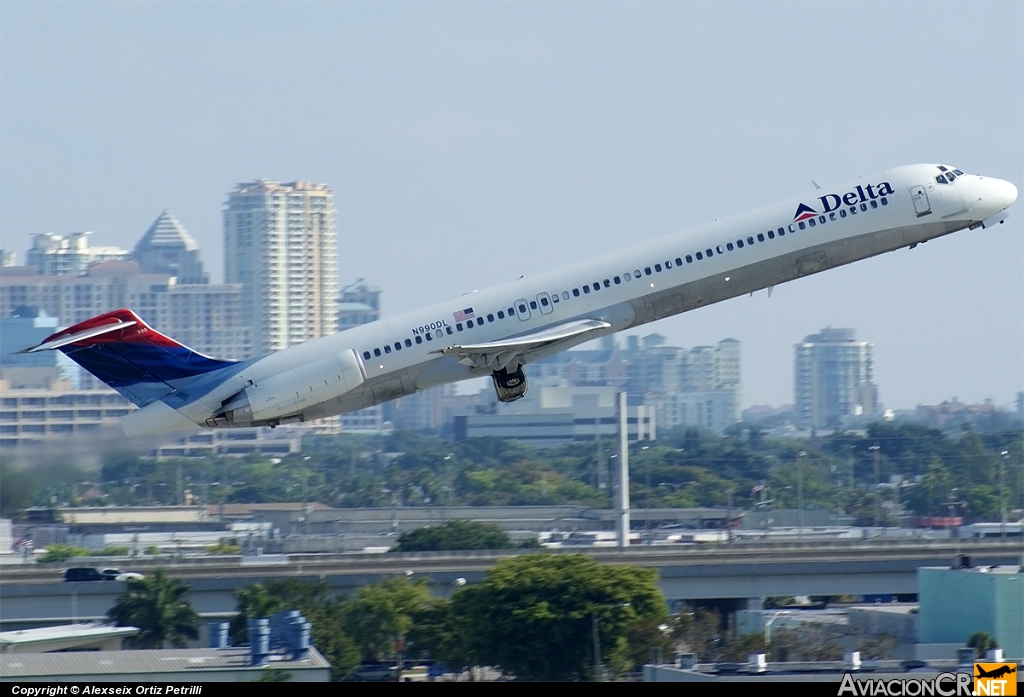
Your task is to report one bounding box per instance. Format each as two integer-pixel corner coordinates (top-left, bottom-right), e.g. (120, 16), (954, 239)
(108, 569), (199, 648)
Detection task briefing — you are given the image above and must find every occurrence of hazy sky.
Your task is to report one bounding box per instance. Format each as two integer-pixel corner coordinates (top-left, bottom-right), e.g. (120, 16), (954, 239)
(2, 2), (1021, 411)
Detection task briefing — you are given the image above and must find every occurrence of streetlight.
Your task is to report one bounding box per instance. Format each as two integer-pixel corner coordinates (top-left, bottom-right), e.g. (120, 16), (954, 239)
(764, 610), (791, 656)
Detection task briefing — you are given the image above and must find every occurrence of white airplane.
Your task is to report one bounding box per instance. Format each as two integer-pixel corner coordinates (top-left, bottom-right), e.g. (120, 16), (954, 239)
(21, 163), (1017, 437)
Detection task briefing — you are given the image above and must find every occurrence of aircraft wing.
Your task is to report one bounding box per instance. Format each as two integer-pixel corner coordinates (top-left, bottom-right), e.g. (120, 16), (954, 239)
(433, 318), (611, 371)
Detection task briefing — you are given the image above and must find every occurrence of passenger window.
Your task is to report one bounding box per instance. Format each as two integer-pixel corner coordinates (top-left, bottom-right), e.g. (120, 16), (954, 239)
(634, 270), (641, 278)
(374, 348), (381, 357)
(695, 251), (703, 260)
(497, 310), (505, 319)
(818, 216), (825, 224)
(561, 292), (569, 299)
(614, 276), (621, 284)
(665, 260), (672, 269)
(715, 246), (724, 254)
(447, 326), (454, 334)
(789, 225), (796, 233)
(778, 229), (785, 236)
(405, 339), (412, 347)
(686, 255), (693, 263)
(726, 242), (734, 251)
(415, 336), (422, 344)
(759, 233), (767, 240)
(384, 345), (391, 354)
(880, 197), (888, 206)
(363, 351), (371, 360)
(747, 236), (755, 245)
(840, 209), (847, 218)
(572, 289), (580, 297)
(476, 318), (484, 326)
(456, 322), (463, 331)
(829, 213), (836, 221)
(540, 297), (549, 306)
(487, 313), (495, 321)
(675, 257), (683, 266)
(808, 220), (815, 228)
(644, 267), (652, 275)
(654, 264), (662, 272)
(736, 240), (744, 248)
(706, 249), (714, 257)
(768, 230), (776, 238)
(583, 285), (590, 294)
(394, 343), (401, 351)
(849, 206), (857, 215)
(860, 203), (867, 211)
(425, 333), (433, 341)
(519, 303), (527, 313)
(530, 301), (538, 310)
(508, 307), (516, 315)
(551, 295), (559, 303)
(870, 200), (878, 209)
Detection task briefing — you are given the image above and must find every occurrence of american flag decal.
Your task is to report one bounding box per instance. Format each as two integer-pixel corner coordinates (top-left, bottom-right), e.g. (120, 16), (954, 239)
(453, 307), (475, 322)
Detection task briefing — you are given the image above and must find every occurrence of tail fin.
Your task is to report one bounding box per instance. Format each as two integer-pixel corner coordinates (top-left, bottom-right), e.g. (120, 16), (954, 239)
(20, 309), (237, 406)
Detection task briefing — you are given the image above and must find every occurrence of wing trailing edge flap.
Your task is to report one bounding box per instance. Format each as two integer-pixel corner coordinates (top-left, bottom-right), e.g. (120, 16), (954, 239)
(433, 318), (611, 371)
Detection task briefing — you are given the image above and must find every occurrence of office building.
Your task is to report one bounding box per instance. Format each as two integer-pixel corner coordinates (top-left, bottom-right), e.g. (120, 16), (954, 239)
(795, 327), (878, 430)
(338, 278), (381, 331)
(24, 232), (128, 276)
(132, 210), (208, 283)
(224, 180), (338, 353)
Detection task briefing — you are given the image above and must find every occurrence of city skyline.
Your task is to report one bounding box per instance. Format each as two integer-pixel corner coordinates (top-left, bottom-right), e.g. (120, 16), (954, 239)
(1, 3), (1020, 410)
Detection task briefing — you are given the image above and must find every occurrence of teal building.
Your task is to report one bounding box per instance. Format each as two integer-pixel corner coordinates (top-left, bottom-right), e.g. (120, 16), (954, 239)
(918, 565), (1023, 659)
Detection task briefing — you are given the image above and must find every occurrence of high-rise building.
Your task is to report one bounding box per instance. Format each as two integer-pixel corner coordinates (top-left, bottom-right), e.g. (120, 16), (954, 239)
(795, 327), (878, 430)
(133, 210), (208, 284)
(223, 180), (338, 353)
(338, 278), (381, 331)
(25, 232), (128, 276)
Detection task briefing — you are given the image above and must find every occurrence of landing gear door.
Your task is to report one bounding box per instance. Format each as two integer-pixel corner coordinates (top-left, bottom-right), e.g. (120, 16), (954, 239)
(536, 292), (553, 315)
(910, 186), (931, 217)
(514, 298), (531, 321)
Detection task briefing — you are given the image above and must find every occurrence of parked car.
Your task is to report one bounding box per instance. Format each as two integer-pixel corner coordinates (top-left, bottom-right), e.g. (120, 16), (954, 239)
(63, 567), (105, 582)
(346, 664), (401, 682)
(100, 568), (145, 581)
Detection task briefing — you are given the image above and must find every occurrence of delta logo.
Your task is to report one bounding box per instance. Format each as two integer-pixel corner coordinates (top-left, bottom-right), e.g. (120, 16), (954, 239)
(794, 181), (896, 222)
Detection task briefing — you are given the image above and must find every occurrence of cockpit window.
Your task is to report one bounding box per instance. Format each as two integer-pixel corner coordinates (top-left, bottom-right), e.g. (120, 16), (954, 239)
(938, 165), (948, 172)
(936, 174), (947, 184)
(947, 172), (956, 181)
(953, 169), (964, 176)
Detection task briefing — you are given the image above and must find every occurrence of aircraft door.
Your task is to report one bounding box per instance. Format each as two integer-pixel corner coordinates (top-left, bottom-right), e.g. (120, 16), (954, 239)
(514, 298), (531, 321)
(536, 292), (553, 315)
(910, 186), (931, 217)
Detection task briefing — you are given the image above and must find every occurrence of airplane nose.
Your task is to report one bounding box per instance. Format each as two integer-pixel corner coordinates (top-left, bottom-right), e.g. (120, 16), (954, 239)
(990, 178), (1018, 209)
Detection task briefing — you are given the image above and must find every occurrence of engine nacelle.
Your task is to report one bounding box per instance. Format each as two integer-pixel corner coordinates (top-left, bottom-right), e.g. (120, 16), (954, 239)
(213, 349), (364, 425)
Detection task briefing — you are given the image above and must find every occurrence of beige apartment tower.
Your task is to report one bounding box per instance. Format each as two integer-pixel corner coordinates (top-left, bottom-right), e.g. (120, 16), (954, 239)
(224, 180), (338, 353)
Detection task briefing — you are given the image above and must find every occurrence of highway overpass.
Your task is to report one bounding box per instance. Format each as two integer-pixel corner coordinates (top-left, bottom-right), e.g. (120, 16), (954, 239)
(1, 538), (1020, 630)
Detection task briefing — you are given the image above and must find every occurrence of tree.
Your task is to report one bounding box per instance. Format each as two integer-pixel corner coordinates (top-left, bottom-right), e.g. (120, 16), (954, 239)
(107, 569), (199, 648)
(392, 519), (517, 552)
(229, 583), (288, 645)
(39, 544), (90, 563)
(343, 576), (433, 662)
(407, 598), (471, 672)
(452, 553), (668, 681)
(967, 631), (998, 654)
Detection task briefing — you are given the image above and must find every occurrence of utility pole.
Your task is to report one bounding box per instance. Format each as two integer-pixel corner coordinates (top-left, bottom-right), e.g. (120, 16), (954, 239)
(869, 445), (881, 530)
(616, 392), (630, 548)
(999, 450), (1008, 539)
(797, 451), (805, 539)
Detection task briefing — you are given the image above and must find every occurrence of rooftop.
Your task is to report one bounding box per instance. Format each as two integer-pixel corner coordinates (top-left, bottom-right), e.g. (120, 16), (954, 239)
(135, 210), (199, 252)
(0, 623), (139, 649)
